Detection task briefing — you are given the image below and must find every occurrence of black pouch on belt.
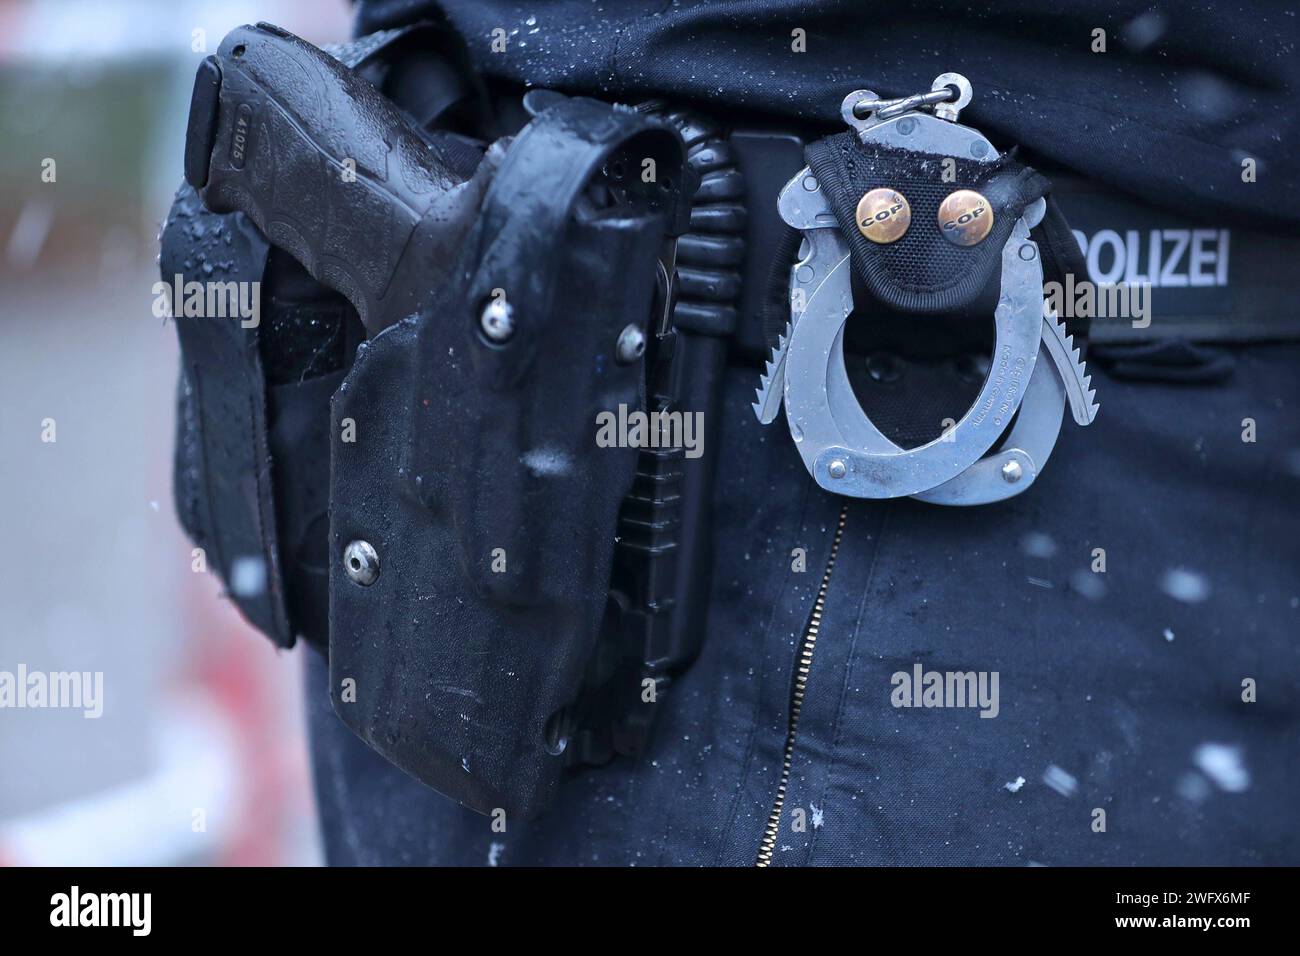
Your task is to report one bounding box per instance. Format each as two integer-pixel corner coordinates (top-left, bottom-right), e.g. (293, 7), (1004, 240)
(804, 132), (1088, 344)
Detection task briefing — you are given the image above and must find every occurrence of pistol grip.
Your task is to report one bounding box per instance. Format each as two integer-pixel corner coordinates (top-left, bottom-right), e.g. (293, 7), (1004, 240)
(184, 22), (473, 333)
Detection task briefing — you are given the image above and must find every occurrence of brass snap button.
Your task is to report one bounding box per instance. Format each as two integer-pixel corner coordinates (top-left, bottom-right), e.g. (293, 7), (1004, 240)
(938, 189), (993, 246)
(855, 188), (911, 244)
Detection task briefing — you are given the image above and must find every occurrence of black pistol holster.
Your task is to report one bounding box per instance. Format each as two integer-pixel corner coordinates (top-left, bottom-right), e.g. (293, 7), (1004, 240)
(164, 22), (697, 818)
(327, 98), (693, 819)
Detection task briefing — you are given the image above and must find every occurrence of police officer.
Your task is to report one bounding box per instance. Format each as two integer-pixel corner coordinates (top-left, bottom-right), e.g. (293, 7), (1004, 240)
(174, 1), (1300, 865)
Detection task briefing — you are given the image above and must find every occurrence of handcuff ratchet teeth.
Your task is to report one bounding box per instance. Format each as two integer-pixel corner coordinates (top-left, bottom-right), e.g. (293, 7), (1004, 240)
(754, 74), (1098, 505)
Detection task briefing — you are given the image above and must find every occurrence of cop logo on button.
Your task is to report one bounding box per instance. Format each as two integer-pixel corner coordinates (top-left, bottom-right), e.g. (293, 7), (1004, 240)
(856, 188), (911, 244)
(938, 189), (993, 246)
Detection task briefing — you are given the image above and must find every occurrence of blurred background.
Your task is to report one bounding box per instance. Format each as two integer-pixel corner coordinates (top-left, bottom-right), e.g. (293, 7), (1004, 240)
(0, 0), (352, 866)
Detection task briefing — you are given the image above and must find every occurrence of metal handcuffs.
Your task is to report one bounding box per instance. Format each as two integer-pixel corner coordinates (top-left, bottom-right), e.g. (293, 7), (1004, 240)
(754, 74), (1097, 505)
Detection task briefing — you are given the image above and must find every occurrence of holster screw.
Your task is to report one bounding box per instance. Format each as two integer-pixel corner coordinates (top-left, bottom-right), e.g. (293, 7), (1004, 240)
(343, 540), (380, 586)
(480, 299), (515, 343)
(616, 324), (646, 364)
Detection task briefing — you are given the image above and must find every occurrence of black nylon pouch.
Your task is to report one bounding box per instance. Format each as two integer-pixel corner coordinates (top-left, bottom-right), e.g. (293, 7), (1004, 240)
(327, 99), (691, 819)
(805, 130), (1088, 348)
(806, 132), (1049, 313)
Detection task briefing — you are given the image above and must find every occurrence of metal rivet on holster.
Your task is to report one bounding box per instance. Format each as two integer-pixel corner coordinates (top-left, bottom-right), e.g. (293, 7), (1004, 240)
(343, 540), (380, 586)
(938, 189), (993, 246)
(855, 188), (911, 243)
(615, 323), (646, 364)
(480, 298), (516, 343)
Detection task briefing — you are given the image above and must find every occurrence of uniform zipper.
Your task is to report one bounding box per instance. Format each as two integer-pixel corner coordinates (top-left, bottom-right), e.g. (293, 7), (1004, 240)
(755, 501), (850, 866)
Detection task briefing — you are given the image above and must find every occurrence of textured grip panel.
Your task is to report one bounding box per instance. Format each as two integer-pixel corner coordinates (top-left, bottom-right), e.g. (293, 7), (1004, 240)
(187, 23), (470, 333)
